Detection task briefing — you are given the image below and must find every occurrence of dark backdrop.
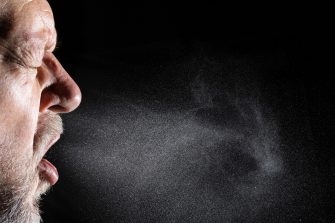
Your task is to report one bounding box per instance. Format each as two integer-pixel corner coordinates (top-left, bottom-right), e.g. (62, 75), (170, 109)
(41, 2), (334, 223)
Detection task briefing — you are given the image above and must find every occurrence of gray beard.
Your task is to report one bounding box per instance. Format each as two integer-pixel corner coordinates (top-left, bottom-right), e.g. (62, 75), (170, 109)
(0, 159), (44, 223)
(0, 182), (41, 223)
(0, 112), (62, 222)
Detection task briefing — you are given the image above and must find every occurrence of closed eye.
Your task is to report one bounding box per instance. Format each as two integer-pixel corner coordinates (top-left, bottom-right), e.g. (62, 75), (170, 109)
(0, 38), (33, 69)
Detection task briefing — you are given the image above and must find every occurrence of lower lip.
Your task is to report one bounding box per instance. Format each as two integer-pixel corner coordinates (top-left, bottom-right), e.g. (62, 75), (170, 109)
(38, 158), (59, 185)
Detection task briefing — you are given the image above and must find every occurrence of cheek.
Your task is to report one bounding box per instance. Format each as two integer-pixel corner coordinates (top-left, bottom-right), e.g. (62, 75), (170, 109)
(0, 78), (41, 157)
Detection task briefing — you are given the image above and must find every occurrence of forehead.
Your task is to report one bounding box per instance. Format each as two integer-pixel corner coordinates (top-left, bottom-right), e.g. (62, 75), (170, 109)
(0, 0), (57, 51)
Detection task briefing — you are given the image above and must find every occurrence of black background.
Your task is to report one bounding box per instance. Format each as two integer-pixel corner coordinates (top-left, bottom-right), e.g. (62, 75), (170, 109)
(41, 2), (334, 222)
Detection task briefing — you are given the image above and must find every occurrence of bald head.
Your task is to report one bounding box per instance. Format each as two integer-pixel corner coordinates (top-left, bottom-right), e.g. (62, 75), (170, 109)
(0, 0), (57, 68)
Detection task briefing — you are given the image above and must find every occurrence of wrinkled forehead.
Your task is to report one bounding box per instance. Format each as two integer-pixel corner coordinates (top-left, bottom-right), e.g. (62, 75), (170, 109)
(1, 0), (52, 15)
(0, 0), (56, 50)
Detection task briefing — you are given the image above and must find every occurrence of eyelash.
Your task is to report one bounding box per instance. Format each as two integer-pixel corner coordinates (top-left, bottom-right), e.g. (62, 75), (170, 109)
(3, 52), (27, 68)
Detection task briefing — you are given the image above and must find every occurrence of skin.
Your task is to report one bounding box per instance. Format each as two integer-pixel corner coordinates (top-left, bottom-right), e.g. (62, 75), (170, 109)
(0, 0), (81, 222)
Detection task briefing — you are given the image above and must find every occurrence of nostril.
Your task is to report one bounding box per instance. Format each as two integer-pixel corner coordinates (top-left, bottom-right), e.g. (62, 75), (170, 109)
(39, 87), (61, 113)
(48, 105), (64, 112)
(40, 80), (81, 113)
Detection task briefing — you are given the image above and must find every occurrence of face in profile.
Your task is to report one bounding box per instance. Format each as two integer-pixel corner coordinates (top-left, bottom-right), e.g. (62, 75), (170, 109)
(0, 0), (81, 222)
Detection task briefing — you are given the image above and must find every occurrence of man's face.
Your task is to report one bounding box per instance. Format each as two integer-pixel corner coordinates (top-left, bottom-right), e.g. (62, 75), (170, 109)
(0, 0), (81, 222)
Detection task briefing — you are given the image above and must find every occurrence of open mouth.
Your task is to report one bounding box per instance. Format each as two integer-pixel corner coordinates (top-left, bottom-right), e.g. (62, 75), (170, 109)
(37, 136), (60, 186)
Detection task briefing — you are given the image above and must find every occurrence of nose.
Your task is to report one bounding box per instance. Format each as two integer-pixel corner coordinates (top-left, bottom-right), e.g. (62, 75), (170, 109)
(39, 52), (82, 113)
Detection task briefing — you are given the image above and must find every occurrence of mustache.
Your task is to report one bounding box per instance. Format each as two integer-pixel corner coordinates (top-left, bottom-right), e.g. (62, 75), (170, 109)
(33, 112), (63, 162)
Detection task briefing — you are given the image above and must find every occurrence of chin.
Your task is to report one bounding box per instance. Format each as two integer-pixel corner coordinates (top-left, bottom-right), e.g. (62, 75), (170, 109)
(0, 186), (42, 223)
(19, 175), (50, 223)
(0, 163), (51, 223)
(17, 178), (50, 223)
(28, 169), (52, 221)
